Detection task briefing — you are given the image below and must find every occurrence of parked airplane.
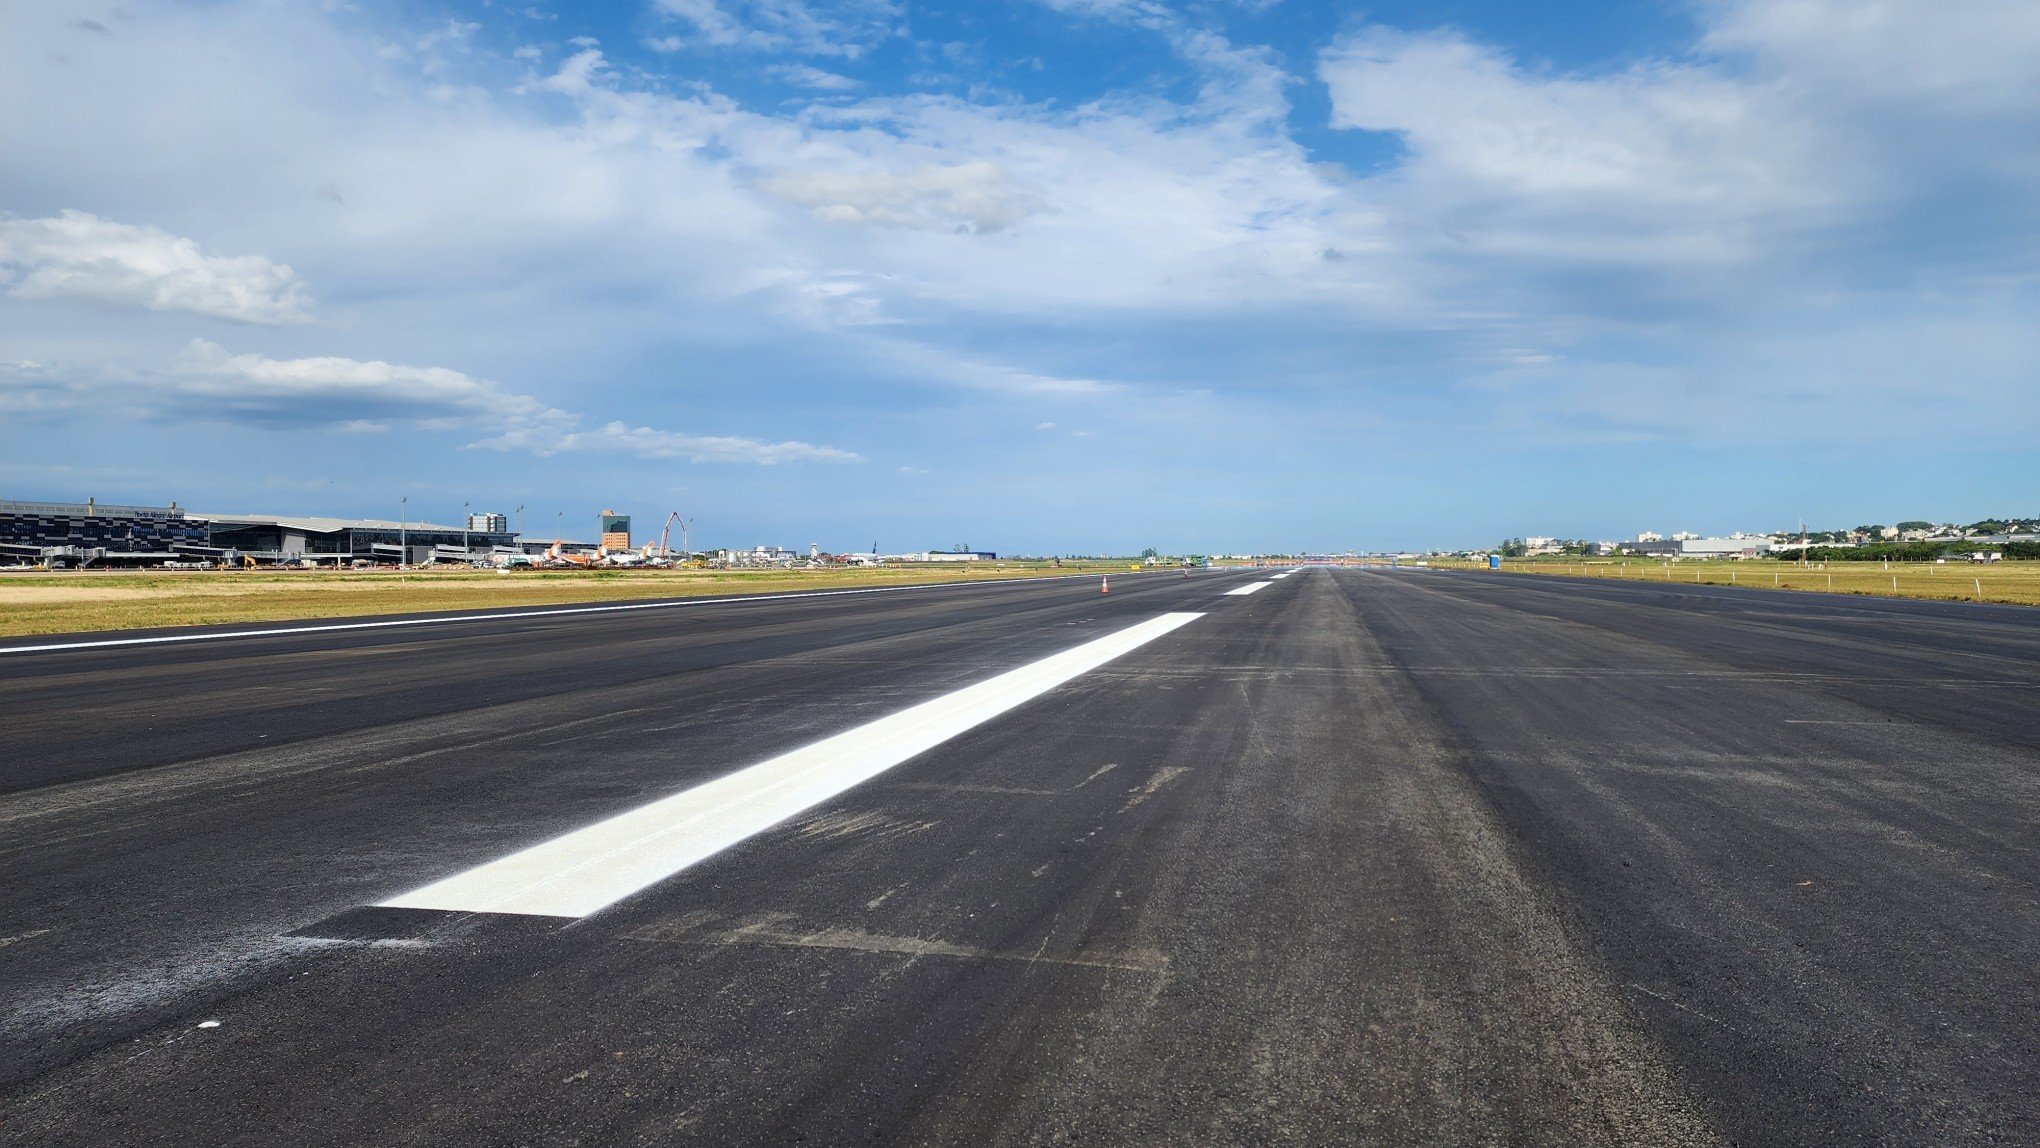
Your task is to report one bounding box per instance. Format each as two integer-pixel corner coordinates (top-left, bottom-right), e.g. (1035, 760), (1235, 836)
(542, 541), (598, 568)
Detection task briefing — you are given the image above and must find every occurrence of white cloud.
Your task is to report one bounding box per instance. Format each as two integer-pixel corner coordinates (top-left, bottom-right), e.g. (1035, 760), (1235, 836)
(0, 360), (73, 415)
(650, 0), (901, 58)
(414, 18), (478, 53)
(171, 339), (559, 430)
(757, 161), (1049, 232)
(1701, 0), (2040, 111)
(0, 210), (314, 324)
(548, 421), (862, 464)
(1316, 0), (2040, 277)
(842, 332), (1123, 395)
(1317, 28), (1833, 265)
(0, 341), (858, 464)
(653, 0), (749, 48)
(769, 63), (860, 91)
(173, 343), (858, 462)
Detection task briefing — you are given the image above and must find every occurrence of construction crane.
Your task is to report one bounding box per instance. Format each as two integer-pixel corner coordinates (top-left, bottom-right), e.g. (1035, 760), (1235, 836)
(657, 511), (690, 563)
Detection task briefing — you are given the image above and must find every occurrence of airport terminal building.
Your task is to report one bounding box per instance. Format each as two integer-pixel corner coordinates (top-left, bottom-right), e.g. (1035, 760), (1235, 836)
(201, 513), (516, 565)
(0, 499), (518, 567)
(0, 499), (218, 566)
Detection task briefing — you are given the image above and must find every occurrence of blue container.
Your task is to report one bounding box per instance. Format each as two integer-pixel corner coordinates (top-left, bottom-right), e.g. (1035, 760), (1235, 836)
(1488, 554), (1501, 569)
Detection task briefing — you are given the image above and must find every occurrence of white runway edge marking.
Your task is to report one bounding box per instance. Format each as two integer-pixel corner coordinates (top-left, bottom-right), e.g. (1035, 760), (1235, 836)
(1225, 581), (1274, 596)
(378, 612), (1205, 918)
(0, 573), (1114, 656)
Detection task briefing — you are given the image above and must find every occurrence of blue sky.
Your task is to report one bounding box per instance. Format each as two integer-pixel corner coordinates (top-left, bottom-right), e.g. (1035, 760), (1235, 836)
(2, 0), (2035, 552)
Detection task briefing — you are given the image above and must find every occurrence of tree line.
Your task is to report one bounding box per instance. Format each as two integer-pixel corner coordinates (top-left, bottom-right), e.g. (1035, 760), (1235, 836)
(1784, 541), (2040, 562)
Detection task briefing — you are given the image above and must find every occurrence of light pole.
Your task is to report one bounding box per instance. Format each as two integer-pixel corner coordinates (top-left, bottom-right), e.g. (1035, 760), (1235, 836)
(515, 504), (525, 543)
(400, 495), (407, 568)
(555, 509), (562, 541)
(463, 500), (471, 562)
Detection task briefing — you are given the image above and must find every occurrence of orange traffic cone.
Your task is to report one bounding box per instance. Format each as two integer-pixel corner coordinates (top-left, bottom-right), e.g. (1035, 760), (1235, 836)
(1100, 575), (1110, 594)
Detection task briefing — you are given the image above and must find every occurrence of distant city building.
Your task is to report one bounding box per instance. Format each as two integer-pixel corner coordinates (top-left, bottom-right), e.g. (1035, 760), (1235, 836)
(468, 512), (508, 533)
(1636, 531), (1663, 542)
(599, 510), (631, 551)
(1631, 537), (1772, 559)
(710, 545), (799, 566)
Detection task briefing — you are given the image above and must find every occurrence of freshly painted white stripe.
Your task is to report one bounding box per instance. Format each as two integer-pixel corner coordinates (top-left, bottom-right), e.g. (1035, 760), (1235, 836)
(1225, 581), (1274, 596)
(0, 573), (1115, 656)
(1270, 573), (1293, 580)
(378, 611), (1204, 918)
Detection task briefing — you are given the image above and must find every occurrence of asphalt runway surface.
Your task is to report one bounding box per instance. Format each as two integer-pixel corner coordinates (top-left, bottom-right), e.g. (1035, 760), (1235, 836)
(2, 567), (2035, 1146)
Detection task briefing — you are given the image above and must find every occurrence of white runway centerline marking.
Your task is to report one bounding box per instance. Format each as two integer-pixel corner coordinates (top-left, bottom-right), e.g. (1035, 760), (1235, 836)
(378, 612), (1204, 918)
(1225, 582), (1274, 596)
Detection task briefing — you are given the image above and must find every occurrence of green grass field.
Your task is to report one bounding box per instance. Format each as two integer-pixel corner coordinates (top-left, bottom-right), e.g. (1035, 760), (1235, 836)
(1420, 556), (2040, 607)
(0, 561), (1157, 638)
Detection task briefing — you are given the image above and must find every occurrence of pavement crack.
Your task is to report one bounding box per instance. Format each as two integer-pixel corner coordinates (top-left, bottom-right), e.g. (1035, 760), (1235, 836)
(0, 927), (56, 949)
(1118, 766), (1189, 812)
(1074, 762), (1119, 789)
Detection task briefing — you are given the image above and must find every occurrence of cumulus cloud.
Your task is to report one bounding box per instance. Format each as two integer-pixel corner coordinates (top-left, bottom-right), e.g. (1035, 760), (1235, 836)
(170, 340), (558, 430)
(1316, 0), (2040, 278)
(1701, 0), (2040, 110)
(171, 343), (857, 462)
(757, 161), (1050, 232)
(1317, 28), (1832, 265)
(0, 341), (858, 464)
(0, 211), (313, 324)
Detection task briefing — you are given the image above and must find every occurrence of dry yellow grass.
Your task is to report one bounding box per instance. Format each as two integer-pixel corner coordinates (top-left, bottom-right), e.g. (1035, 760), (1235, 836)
(0, 562), (1137, 638)
(1421, 557), (2040, 607)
